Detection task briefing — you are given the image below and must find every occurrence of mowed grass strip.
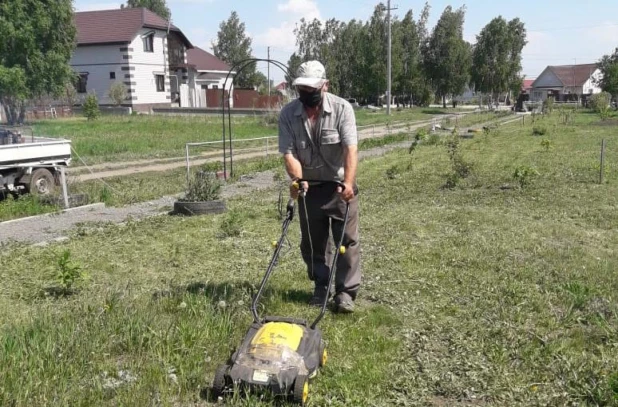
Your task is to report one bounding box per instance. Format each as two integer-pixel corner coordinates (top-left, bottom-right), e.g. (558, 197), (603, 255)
(1, 109), (618, 405)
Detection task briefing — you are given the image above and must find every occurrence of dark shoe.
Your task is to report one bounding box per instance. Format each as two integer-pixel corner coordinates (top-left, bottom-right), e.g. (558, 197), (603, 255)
(334, 292), (355, 314)
(308, 285), (329, 307)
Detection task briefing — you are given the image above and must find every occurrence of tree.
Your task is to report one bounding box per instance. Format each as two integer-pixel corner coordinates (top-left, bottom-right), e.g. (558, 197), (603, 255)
(83, 92), (100, 120)
(108, 82), (128, 106)
(212, 11), (259, 88)
(124, 0), (170, 20)
(423, 6), (471, 108)
(0, 0), (76, 124)
(596, 48), (618, 105)
(471, 17), (527, 108)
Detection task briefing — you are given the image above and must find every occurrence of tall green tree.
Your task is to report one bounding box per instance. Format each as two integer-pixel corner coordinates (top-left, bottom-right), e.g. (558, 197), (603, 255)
(124, 0), (170, 20)
(394, 10), (424, 106)
(423, 6), (471, 108)
(364, 4), (388, 104)
(596, 48), (618, 104)
(292, 17), (344, 94)
(0, 0), (76, 124)
(471, 16), (527, 107)
(212, 11), (259, 88)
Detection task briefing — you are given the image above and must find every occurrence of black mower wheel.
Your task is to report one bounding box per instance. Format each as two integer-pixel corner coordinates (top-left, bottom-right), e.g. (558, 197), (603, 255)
(292, 374), (309, 406)
(212, 364), (229, 399)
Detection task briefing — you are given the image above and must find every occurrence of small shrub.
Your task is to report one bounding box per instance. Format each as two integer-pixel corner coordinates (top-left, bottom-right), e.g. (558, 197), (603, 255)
(56, 249), (84, 291)
(532, 125), (548, 136)
(415, 128), (429, 142)
(83, 92), (100, 120)
(386, 165), (401, 179)
(183, 171), (222, 202)
(590, 92), (611, 120)
(220, 209), (244, 237)
(542, 97), (554, 115)
(513, 165), (539, 189)
(540, 138), (552, 152)
(443, 136), (474, 188)
(108, 82), (128, 106)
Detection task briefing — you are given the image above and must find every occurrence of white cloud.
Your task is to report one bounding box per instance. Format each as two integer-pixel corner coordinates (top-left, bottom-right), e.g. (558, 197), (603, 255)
(169, 0), (215, 3)
(74, 1), (122, 11)
(254, 0), (321, 49)
(586, 22), (618, 49)
(190, 28), (216, 52)
(277, 0), (320, 20)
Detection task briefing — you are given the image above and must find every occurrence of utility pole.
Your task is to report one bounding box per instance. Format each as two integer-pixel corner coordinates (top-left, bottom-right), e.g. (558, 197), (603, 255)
(268, 47), (271, 103)
(386, 1), (397, 115)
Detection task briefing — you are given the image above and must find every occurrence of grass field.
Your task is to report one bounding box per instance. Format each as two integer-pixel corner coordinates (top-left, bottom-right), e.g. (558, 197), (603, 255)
(2, 110), (618, 406)
(30, 107), (473, 165)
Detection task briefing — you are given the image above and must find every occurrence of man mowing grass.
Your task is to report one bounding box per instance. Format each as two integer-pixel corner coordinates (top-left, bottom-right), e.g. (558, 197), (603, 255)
(278, 60), (361, 314)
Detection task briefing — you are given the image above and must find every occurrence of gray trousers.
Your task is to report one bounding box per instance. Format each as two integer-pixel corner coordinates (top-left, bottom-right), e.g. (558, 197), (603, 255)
(297, 183), (361, 299)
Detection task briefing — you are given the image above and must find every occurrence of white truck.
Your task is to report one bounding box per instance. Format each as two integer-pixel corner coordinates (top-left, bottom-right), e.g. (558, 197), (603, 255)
(0, 127), (72, 197)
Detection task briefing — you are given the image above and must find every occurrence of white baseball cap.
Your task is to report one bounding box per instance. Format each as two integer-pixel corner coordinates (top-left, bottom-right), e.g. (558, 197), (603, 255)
(292, 60), (327, 88)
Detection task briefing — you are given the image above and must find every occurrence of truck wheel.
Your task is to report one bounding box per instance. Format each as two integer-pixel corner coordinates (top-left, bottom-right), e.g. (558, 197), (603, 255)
(29, 168), (55, 195)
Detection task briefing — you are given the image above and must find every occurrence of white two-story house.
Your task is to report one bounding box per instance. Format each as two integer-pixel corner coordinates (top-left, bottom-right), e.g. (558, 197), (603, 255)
(72, 7), (234, 112)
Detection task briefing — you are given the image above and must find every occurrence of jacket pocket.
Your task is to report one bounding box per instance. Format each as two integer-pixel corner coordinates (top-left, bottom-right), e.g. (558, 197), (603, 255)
(320, 128), (341, 145)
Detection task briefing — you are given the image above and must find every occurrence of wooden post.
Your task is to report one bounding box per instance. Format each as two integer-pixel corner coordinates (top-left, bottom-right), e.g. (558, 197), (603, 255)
(60, 166), (69, 209)
(600, 139), (606, 184)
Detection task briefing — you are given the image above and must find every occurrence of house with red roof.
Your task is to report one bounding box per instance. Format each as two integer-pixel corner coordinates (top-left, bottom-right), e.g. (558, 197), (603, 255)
(72, 7), (234, 112)
(530, 64), (602, 102)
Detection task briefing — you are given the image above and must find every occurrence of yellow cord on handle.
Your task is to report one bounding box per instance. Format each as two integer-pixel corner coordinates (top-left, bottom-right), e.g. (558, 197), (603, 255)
(272, 240), (278, 248)
(339, 246), (346, 255)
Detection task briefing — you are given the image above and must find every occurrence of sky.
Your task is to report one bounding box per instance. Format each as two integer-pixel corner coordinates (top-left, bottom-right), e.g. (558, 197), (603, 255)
(74, 0), (618, 85)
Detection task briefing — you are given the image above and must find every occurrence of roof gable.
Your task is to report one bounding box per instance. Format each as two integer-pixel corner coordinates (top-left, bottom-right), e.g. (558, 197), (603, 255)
(549, 63), (598, 87)
(74, 7), (192, 47)
(186, 47), (231, 72)
(532, 63), (599, 88)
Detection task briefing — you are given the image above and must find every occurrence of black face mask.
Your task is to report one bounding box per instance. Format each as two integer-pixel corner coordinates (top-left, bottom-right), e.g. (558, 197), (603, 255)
(298, 89), (322, 108)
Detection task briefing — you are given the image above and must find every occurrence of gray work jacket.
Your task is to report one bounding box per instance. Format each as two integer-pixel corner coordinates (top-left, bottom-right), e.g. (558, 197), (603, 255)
(278, 92), (358, 182)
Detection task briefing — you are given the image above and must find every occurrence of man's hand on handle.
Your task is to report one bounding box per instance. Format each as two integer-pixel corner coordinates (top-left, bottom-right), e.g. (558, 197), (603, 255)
(290, 180), (309, 199)
(337, 182), (354, 202)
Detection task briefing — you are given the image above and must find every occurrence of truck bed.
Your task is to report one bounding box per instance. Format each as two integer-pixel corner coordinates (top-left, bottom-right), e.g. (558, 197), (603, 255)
(0, 136), (72, 170)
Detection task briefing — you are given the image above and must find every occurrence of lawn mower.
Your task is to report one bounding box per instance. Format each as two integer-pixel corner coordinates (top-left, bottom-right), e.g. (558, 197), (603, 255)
(211, 180), (350, 405)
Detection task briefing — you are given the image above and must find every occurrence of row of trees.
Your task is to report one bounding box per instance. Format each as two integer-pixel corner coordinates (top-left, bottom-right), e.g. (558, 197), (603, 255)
(288, 3), (527, 108)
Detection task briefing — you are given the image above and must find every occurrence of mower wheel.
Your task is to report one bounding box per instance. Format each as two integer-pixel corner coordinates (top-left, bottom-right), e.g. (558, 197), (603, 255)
(212, 364), (229, 399)
(319, 341), (327, 367)
(292, 374), (309, 405)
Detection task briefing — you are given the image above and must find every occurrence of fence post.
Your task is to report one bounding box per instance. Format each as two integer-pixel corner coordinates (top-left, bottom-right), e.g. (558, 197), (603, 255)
(60, 166), (69, 209)
(600, 139), (606, 184)
(185, 144), (191, 185)
(266, 137), (269, 156)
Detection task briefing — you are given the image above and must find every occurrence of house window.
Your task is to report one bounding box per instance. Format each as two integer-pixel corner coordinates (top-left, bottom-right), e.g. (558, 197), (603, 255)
(155, 75), (165, 92)
(110, 72), (116, 80)
(143, 33), (154, 52)
(76, 73), (88, 93)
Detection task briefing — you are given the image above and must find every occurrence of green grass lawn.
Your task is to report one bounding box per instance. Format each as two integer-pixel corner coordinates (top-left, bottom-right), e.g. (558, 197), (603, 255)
(31, 108), (473, 165)
(2, 110), (618, 406)
(354, 106), (471, 126)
